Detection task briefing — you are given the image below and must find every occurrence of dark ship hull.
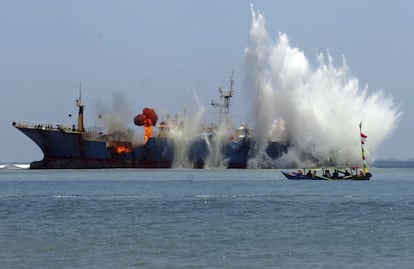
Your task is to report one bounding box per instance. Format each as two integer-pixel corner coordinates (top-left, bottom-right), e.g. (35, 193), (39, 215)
(13, 123), (175, 169)
(187, 133), (288, 169)
(14, 122), (287, 169)
(187, 135), (252, 169)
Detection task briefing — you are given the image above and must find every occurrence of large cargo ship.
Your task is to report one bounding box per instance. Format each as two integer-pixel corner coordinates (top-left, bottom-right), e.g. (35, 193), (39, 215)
(12, 91), (176, 169)
(13, 79), (288, 169)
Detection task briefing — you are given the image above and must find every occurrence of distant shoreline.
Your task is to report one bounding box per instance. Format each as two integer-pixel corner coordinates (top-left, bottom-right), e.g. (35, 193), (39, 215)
(373, 160), (414, 168)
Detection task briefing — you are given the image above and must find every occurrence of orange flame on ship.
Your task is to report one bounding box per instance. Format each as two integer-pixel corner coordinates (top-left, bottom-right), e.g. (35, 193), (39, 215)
(133, 107), (158, 143)
(144, 127), (152, 142)
(116, 145), (133, 154)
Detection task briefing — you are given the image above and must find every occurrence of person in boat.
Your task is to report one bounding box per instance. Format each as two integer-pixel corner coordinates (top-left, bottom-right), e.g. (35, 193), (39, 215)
(297, 169), (303, 176)
(344, 169), (350, 176)
(306, 170), (313, 177)
(333, 169), (339, 178)
(324, 169), (331, 177)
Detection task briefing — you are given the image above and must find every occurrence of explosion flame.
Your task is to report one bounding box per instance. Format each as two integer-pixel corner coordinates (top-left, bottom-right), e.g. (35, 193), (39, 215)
(134, 107), (158, 143)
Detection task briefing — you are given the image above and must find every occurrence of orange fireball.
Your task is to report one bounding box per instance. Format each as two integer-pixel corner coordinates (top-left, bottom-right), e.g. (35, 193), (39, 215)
(134, 107), (158, 143)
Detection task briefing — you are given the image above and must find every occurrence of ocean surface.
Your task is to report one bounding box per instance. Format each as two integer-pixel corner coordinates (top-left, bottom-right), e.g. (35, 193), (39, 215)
(0, 167), (413, 268)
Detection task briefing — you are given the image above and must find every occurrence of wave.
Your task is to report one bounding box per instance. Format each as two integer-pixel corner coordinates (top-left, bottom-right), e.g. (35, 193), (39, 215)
(0, 163), (30, 170)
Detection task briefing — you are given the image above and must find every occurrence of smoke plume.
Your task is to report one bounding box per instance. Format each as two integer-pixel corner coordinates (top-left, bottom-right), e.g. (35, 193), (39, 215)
(94, 93), (135, 140)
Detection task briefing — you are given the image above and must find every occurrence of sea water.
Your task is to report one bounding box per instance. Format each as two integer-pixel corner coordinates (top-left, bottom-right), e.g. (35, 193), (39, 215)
(0, 167), (413, 268)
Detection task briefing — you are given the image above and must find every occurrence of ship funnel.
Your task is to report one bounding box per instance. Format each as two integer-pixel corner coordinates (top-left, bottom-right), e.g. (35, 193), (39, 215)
(77, 83), (85, 132)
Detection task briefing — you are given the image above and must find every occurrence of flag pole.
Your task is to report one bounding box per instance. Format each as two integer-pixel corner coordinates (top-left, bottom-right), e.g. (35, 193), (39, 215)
(359, 122), (369, 175)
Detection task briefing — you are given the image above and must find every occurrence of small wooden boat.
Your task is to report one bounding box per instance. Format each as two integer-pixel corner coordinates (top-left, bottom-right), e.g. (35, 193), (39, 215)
(281, 168), (372, 180)
(281, 170), (322, 180)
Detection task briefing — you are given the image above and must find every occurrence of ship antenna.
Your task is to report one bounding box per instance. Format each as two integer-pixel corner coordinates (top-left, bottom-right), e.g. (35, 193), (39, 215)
(210, 70), (234, 131)
(77, 82), (85, 132)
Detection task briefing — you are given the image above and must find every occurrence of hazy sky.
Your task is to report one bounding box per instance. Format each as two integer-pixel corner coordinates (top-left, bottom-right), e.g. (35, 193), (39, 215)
(1, 0), (413, 162)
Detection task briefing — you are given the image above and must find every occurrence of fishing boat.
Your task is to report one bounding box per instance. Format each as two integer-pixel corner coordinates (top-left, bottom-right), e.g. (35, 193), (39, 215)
(12, 87), (176, 169)
(281, 123), (372, 180)
(281, 169), (323, 180)
(282, 167), (371, 181)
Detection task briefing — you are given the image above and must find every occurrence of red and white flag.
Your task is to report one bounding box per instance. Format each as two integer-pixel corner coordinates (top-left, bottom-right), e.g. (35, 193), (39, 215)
(361, 132), (368, 144)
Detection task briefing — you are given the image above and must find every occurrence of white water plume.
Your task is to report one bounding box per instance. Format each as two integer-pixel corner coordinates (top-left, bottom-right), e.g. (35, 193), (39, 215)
(244, 5), (401, 167)
(167, 89), (232, 168)
(167, 89), (208, 167)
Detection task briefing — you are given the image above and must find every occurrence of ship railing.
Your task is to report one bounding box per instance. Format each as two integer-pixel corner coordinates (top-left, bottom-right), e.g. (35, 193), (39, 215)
(12, 120), (61, 131)
(13, 120), (104, 134)
(84, 126), (104, 135)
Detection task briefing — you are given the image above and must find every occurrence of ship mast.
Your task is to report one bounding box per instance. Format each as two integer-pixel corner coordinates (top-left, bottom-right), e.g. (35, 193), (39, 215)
(211, 71), (234, 131)
(76, 83), (85, 132)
